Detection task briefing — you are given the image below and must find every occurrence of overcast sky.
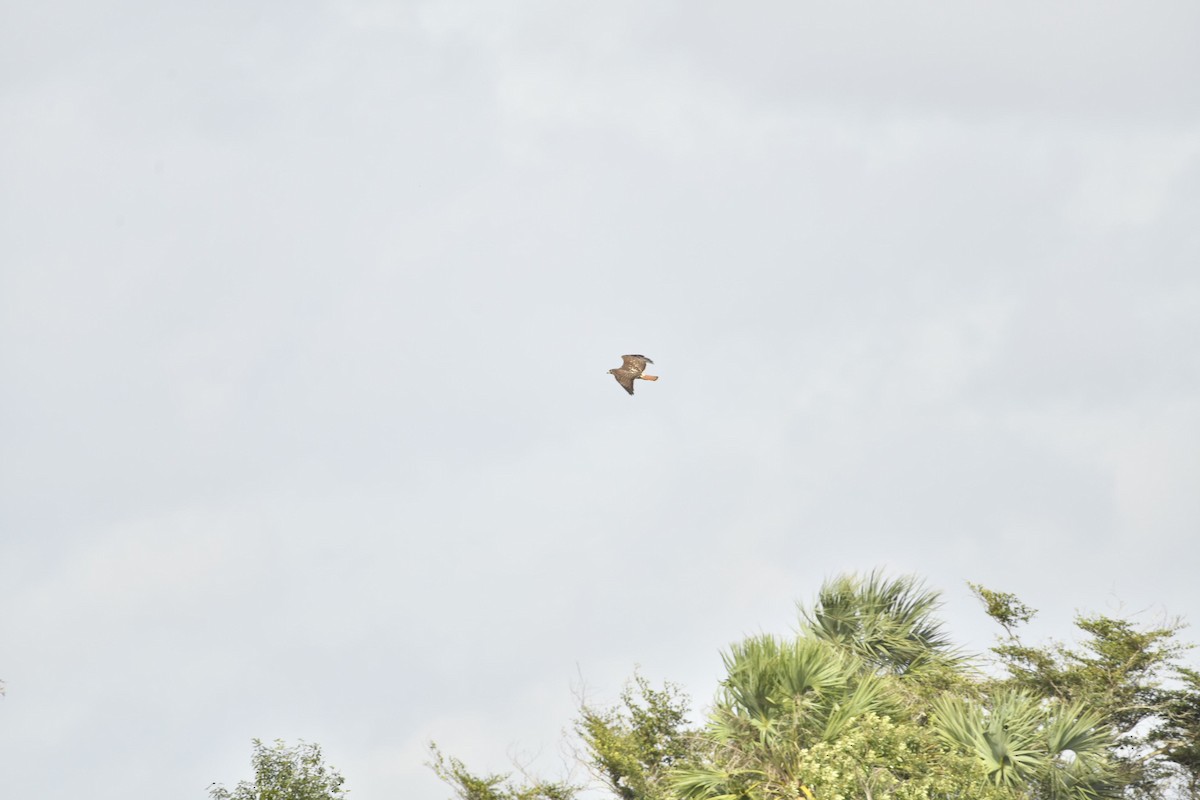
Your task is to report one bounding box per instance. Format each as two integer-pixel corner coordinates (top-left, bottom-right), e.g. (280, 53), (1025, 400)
(3, 2), (1199, 798)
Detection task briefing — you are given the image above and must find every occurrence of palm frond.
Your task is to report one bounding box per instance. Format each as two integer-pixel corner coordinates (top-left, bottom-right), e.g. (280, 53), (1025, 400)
(1044, 701), (1111, 758)
(801, 571), (960, 673)
(820, 673), (889, 742)
(671, 765), (759, 800)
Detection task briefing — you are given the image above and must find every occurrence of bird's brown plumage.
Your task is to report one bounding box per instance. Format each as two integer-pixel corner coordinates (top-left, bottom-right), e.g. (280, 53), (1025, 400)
(608, 354), (658, 395)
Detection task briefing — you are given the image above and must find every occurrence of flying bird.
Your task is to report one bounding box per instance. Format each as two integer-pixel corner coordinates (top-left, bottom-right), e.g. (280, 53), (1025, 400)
(608, 354), (659, 395)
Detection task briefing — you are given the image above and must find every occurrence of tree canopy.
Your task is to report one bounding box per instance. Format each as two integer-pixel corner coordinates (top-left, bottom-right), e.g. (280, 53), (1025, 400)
(210, 739), (347, 800)
(431, 572), (1199, 800)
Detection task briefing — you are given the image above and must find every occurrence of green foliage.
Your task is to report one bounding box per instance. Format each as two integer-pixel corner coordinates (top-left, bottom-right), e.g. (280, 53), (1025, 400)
(576, 673), (696, 800)
(933, 691), (1117, 799)
(427, 743), (577, 800)
(713, 635), (892, 747)
(1008, 615), (1182, 732)
(982, 603), (1186, 736)
(674, 575), (1007, 800)
(675, 710), (1004, 800)
(429, 574), (1198, 800)
(210, 739), (346, 800)
(1152, 667), (1200, 797)
(973, 583), (1199, 796)
(796, 712), (1009, 800)
(968, 583), (1037, 634)
(802, 571), (960, 675)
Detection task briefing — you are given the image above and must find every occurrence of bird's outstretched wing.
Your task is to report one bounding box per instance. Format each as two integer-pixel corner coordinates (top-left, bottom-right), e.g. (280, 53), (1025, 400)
(612, 371), (637, 395)
(620, 354), (653, 375)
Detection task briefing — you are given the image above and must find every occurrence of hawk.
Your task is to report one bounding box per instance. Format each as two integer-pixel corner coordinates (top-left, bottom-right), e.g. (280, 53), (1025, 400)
(608, 354), (659, 395)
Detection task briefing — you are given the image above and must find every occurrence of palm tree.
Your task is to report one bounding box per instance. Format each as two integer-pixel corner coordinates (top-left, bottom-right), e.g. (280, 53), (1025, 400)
(673, 574), (1122, 800)
(932, 689), (1119, 800)
(719, 635), (892, 745)
(800, 571), (959, 675)
(673, 634), (889, 800)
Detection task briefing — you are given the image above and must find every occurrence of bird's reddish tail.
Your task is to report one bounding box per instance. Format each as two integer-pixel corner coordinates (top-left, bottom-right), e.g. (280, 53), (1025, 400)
(640, 375), (659, 381)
